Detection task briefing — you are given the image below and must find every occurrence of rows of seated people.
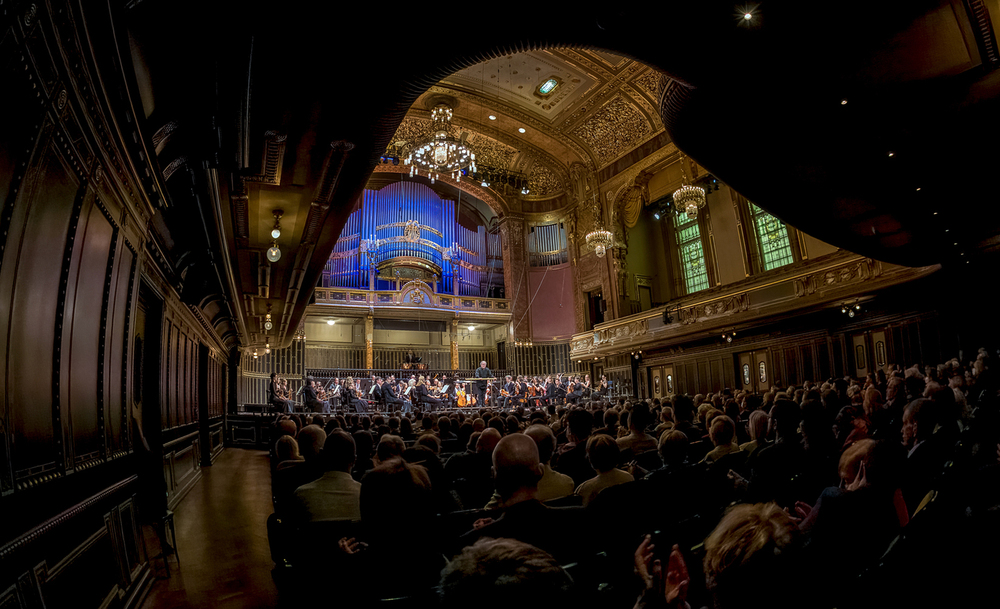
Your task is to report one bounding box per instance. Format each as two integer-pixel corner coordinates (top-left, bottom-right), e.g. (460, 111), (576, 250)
(265, 351), (1000, 608)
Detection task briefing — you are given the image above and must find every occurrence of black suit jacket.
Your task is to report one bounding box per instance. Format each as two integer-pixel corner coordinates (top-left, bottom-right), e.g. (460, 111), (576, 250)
(302, 384), (318, 403)
(474, 366), (492, 390)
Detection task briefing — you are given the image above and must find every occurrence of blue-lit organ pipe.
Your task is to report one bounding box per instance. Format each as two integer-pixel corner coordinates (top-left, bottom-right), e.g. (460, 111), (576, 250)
(329, 181), (489, 293)
(323, 207), (362, 288)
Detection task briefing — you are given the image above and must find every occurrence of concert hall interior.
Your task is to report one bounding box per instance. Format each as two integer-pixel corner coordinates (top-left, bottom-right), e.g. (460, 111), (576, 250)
(2, 2), (1000, 608)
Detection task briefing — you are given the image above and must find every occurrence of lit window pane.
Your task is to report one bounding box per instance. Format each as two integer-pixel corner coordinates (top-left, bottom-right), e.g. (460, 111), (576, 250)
(750, 203), (794, 270)
(674, 214), (709, 293)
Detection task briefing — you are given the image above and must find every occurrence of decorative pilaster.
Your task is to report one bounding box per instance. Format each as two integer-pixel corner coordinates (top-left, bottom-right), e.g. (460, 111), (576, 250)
(365, 314), (374, 369)
(499, 215), (529, 340)
(450, 319), (459, 371)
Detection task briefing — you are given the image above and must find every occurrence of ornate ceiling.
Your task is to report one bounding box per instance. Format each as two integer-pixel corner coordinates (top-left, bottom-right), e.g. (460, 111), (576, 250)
(391, 49), (666, 202)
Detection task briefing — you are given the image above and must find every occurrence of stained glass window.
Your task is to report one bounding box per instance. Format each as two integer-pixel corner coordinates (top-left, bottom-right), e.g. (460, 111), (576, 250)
(749, 202), (794, 270)
(674, 213), (709, 294)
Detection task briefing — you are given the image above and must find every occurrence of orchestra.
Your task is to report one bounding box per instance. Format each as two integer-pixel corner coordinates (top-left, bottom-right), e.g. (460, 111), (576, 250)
(265, 365), (616, 414)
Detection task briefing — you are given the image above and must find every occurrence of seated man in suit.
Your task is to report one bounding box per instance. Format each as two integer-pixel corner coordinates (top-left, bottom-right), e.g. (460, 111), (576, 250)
(382, 375), (403, 412)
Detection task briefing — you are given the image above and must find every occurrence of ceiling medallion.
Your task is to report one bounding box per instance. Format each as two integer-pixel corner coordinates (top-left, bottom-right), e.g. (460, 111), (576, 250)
(404, 104), (476, 184)
(673, 153), (706, 219)
(584, 195), (614, 257)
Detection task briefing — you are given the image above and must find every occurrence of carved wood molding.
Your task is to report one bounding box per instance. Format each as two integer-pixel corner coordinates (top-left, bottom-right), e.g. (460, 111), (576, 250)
(0, 476), (138, 561)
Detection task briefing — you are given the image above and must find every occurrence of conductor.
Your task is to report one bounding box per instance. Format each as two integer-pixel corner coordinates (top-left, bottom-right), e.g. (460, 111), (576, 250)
(473, 360), (491, 407)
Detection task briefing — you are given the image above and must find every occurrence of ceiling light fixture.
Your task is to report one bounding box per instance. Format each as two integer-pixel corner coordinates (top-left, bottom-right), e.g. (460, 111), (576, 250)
(404, 103), (476, 183)
(744, 12), (753, 20)
(673, 153), (707, 219)
(585, 194), (614, 258)
(327, 319), (335, 326)
(468, 325), (475, 332)
(488, 115), (496, 120)
(271, 209), (283, 239)
(266, 210), (283, 262)
(265, 342), (270, 355)
(518, 127), (526, 133)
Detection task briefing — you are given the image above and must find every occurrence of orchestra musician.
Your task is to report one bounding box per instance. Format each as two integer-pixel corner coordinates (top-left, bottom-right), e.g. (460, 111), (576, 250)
(566, 376), (584, 405)
(328, 378), (342, 412)
(595, 375), (609, 400)
(344, 377), (368, 414)
(414, 376), (441, 412)
(501, 375), (516, 410)
(400, 379), (414, 413)
(383, 375), (403, 412)
(268, 372), (294, 413)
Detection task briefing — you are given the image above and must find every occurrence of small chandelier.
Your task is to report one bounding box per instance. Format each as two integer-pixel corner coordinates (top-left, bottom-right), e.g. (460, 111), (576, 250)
(404, 104), (476, 183)
(585, 195), (614, 258)
(674, 184), (707, 219)
(673, 153), (707, 219)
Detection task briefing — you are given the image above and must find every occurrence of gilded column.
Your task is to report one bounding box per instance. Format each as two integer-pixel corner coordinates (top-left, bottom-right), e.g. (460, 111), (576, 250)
(450, 318), (459, 371)
(365, 314), (374, 370)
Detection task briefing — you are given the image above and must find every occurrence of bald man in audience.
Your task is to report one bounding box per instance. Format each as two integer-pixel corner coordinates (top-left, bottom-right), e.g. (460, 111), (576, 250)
(457, 434), (584, 563)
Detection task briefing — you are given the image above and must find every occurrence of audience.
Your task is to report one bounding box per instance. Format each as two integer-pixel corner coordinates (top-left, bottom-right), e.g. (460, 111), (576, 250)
(263, 349), (1000, 606)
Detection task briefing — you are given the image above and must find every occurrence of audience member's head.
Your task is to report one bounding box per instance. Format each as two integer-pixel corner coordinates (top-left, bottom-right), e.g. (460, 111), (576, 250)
(658, 430), (689, 465)
(275, 435), (301, 462)
(492, 434), (543, 502)
(439, 538), (573, 609)
(709, 415), (736, 447)
(320, 430), (356, 473)
(416, 433), (442, 455)
(586, 434), (620, 474)
(297, 425), (327, 461)
(477, 428), (502, 455)
(703, 502), (801, 609)
(566, 409), (594, 442)
(375, 434), (405, 464)
(524, 424), (557, 465)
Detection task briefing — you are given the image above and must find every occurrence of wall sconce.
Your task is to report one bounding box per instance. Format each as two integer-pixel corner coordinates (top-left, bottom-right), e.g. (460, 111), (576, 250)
(841, 302), (862, 318)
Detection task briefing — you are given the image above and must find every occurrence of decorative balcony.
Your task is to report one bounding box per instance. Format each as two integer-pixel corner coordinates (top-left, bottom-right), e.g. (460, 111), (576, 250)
(571, 253), (940, 359)
(313, 280), (511, 322)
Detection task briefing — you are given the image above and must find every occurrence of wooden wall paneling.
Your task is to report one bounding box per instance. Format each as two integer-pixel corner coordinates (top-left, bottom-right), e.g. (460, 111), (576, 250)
(66, 194), (115, 471)
(785, 347), (799, 386)
(709, 358), (723, 393)
(801, 344), (815, 383)
(106, 238), (135, 458)
(162, 323), (171, 428)
(7, 135), (81, 486)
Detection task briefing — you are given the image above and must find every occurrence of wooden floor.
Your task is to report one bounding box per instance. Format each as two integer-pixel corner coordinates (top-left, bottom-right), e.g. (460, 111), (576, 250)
(142, 448), (282, 609)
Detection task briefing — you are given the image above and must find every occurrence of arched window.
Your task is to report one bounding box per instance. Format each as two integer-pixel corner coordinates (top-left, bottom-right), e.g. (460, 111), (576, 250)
(748, 202), (795, 271)
(674, 213), (710, 294)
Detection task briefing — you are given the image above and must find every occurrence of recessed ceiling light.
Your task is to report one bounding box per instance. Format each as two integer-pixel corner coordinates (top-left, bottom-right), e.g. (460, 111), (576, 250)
(916, 187), (921, 191)
(888, 151), (895, 157)
(488, 115), (496, 120)
(840, 99), (848, 105)
(744, 12), (753, 20)
(518, 127), (526, 133)
(327, 320), (335, 325)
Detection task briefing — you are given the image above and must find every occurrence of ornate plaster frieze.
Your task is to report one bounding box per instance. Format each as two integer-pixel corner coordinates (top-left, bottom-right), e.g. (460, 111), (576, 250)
(572, 96), (653, 166)
(421, 85), (597, 171)
(793, 258), (884, 297)
(678, 293), (751, 325)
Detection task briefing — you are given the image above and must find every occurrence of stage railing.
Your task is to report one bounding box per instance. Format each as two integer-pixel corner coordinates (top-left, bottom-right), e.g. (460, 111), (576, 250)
(305, 368), (512, 386)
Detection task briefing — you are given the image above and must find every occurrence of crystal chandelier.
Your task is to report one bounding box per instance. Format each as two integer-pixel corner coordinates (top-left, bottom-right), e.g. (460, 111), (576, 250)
(585, 195), (614, 258)
(673, 153), (706, 219)
(404, 104), (476, 183)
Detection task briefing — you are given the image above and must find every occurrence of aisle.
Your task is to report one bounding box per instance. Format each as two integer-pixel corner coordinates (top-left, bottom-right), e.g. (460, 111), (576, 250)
(142, 448), (281, 609)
